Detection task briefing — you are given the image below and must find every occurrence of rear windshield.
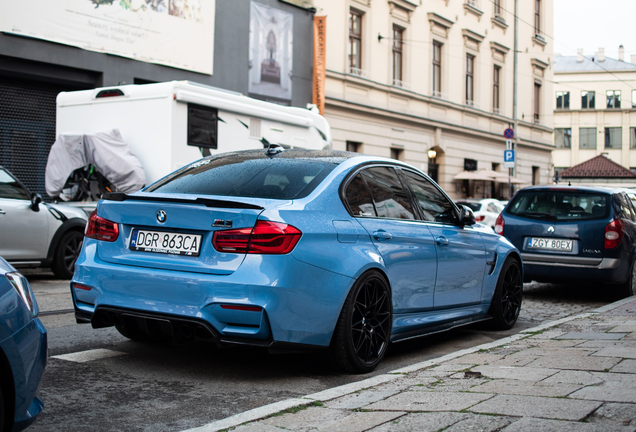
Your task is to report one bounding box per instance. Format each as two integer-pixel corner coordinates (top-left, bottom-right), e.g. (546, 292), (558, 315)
(146, 154), (337, 200)
(507, 190), (610, 221)
(456, 201), (481, 212)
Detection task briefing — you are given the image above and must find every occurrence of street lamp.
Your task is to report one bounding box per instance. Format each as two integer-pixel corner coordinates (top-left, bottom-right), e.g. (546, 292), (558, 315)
(427, 148), (438, 183)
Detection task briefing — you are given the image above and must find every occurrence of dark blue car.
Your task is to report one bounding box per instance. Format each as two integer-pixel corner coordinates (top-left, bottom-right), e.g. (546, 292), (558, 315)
(0, 258), (47, 431)
(496, 185), (636, 298)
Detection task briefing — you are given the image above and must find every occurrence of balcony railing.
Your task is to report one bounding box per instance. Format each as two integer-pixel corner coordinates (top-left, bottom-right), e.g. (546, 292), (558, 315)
(431, 90), (449, 100)
(348, 67), (370, 79)
(465, 100), (480, 109)
(392, 79), (411, 90)
(465, 0), (481, 8)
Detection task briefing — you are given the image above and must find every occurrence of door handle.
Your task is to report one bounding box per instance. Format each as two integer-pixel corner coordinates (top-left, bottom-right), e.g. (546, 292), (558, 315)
(435, 236), (449, 246)
(373, 230), (392, 241)
(0, 209), (5, 215)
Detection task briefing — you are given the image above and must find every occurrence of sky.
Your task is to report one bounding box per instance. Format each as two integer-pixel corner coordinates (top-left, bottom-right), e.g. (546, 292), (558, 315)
(553, 0), (636, 62)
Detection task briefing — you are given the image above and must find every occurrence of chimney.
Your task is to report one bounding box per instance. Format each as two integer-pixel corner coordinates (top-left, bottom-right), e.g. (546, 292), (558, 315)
(598, 48), (605, 62)
(619, 45), (625, 61)
(577, 49), (584, 62)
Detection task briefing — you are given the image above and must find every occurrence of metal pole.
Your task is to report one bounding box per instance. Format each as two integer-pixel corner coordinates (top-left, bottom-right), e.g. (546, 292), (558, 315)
(510, 0), (519, 199)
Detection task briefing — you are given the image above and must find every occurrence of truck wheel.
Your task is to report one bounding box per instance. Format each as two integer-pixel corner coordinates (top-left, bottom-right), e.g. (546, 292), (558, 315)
(488, 257), (523, 330)
(330, 270), (392, 373)
(52, 231), (84, 279)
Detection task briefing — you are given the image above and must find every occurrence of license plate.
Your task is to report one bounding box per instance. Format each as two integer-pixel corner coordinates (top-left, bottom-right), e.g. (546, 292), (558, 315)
(129, 229), (202, 256)
(528, 237), (573, 252)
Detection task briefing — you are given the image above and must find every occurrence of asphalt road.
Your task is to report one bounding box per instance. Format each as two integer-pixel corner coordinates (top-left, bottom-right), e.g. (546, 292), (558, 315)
(24, 270), (613, 432)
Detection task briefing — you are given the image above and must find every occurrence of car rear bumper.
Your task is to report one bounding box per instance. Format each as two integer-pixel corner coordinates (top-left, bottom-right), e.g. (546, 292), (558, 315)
(521, 252), (630, 283)
(72, 242), (354, 348)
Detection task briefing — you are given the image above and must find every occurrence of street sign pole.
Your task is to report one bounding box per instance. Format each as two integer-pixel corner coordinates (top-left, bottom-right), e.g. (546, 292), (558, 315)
(511, 0), (519, 200)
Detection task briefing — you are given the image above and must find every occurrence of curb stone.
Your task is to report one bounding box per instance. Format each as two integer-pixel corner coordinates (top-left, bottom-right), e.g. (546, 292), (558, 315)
(180, 296), (634, 432)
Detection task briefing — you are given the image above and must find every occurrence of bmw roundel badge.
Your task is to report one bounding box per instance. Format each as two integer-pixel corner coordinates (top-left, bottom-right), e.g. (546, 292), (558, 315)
(157, 210), (167, 223)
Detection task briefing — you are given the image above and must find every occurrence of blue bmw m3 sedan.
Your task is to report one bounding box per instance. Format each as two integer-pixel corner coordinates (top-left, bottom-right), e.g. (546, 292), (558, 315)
(72, 148), (521, 373)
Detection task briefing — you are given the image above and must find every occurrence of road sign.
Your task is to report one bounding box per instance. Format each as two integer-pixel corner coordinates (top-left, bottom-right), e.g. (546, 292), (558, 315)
(506, 139), (513, 150)
(504, 150), (515, 168)
(504, 128), (514, 139)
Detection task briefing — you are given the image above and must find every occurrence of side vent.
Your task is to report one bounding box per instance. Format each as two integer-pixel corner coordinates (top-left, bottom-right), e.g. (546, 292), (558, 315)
(487, 253), (497, 275)
(249, 118), (261, 139)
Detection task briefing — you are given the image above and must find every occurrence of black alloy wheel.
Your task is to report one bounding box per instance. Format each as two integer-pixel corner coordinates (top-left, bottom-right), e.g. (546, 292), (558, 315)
(52, 231), (84, 279)
(331, 270), (392, 373)
(489, 258), (523, 330)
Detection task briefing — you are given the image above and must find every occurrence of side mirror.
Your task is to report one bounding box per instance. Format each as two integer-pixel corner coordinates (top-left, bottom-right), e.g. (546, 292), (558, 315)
(30, 193), (42, 211)
(458, 205), (475, 226)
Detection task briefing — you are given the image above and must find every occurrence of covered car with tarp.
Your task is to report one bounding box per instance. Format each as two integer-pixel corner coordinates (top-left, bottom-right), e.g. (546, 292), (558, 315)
(45, 129), (146, 201)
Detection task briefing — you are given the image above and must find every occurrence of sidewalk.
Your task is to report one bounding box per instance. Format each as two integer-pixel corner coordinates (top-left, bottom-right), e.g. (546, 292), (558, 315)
(186, 297), (636, 432)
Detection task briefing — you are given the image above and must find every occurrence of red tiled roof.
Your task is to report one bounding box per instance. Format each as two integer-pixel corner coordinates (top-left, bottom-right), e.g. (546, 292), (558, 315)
(560, 155), (636, 178)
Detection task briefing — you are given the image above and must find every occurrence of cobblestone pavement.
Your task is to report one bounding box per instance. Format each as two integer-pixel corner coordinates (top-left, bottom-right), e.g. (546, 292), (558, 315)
(520, 282), (613, 324)
(190, 297), (636, 432)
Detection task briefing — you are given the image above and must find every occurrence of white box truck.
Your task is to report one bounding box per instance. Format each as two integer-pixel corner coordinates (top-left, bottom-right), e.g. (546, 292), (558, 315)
(55, 81), (332, 187)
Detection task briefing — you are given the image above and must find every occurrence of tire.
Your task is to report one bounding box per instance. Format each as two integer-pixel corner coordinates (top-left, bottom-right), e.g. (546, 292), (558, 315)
(488, 257), (523, 330)
(330, 270), (392, 373)
(615, 259), (636, 299)
(51, 230), (84, 279)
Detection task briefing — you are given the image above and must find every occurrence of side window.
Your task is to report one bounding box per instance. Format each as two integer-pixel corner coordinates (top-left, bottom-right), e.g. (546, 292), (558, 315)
(620, 193), (636, 221)
(402, 170), (456, 223)
(344, 174), (376, 217)
(0, 169), (29, 200)
(487, 203), (499, 213)
(360, 167), (414, 220)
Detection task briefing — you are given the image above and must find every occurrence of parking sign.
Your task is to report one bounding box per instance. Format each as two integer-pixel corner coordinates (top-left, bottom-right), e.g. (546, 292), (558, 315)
(504, 150), (515, 168)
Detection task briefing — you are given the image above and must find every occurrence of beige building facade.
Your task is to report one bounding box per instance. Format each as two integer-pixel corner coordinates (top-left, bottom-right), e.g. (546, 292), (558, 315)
(312, 0), (554, 199)
(553, 48), (636, 183)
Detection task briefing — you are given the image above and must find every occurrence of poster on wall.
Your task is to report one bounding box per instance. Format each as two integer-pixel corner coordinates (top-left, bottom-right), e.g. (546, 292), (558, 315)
(249, 1), (293, 104)
(0, 0), (216, 74)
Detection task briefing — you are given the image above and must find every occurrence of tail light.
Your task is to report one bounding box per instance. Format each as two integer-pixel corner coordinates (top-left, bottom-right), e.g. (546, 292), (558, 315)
(213, 220), (302, 254)
(85, 210), (119, 242)
(475, 215), (485, 222)
(494, 214), (504, 235)
(604, 219), (625, 249)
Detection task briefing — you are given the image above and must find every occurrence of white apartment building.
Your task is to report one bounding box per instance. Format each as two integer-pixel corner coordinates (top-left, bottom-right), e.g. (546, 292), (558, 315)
(553, 47), (636, 182)
(312, 0), (554, 199)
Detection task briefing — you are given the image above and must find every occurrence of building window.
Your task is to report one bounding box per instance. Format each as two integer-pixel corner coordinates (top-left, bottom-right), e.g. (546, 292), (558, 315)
(534, 81), (541, 123)
(348, 9), (363, 73)
(432, 41), (442, 96)
(390, 147), (403, 160)
(466, 54), (475, 105)
(493, 65), (501, 113)
(392, 25), (404, 85)
(553, 167), (566, 182)
(534, 0), (541, 36)
(605, 127), (622, 149)
(631, 127), (636, 149)
(494, 0), (502, 17)
(556, 91), (570, 109)
(579, 128), (597, 149)
(607, 90), (621, 109)
(532, 166), (540, 185)
(555, 128), (571, 148)
(632, 89), (636, 108)
(581, 91), (595, 109)
(346, 141), (362, 153)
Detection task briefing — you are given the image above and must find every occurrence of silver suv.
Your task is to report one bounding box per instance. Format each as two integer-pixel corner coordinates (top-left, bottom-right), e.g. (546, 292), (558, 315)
(0, 166), (88, 279)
